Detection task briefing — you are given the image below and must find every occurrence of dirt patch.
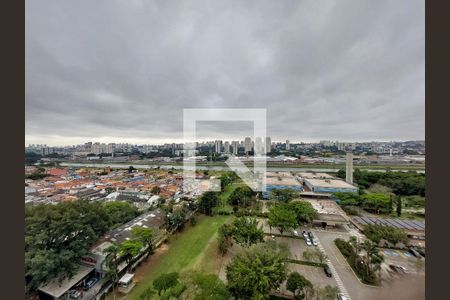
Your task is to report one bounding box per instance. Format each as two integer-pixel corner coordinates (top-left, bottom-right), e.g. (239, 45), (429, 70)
(133, 243), (170, 282)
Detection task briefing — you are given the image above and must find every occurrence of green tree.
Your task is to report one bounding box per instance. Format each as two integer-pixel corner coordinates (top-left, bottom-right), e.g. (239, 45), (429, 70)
(361, 193), (391, 214)
(270, 188), (298, 203)
(268, 204), (297, 235)
(192, 273), (230, 300)
(119, 240), (143, 264)
(151, 186), (161, 194)
(226, 242), (289, 299)
(396, 195), (402, 216)
(218, 224), (234, 255)
(333, 192), (361, 206)
(336, 169), (346, 179)
(361, 240), (384, 281)
(25, 200), (111, 291)
(362, 224), (408, 245)
(198, 191), (219, 216)
(165, 207), (187, 232)
(102, 244), (119, 300)
(289, 201), (318, 224)
(231, 217), (264, 247)
(138, 287), (155, 300)
(286, 272), (313, 299)
(153, 272), (179, 296)
(103, 201), (139, 227)
(131, 227), (154, 259)
(228, 186), (256, 208)
(105, 187), (115, 194)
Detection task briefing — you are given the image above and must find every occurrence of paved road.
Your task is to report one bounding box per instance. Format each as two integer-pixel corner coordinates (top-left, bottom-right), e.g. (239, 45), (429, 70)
(313, 229), (380, 300)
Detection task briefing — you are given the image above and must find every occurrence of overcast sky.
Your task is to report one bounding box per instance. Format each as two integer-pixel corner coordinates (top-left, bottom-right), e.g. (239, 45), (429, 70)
(26, 0), (424, 146)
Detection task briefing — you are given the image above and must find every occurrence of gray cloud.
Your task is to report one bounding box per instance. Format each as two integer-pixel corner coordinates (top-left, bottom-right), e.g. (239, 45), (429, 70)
(26, 0), (424, 146)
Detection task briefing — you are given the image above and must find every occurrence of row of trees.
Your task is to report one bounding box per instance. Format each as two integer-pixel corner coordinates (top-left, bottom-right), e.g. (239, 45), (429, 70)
(25, 167), (48, 180)
(362, 224), (409, 246)
(103, 227), (154, 300)
(270, 188), (298, 203)
(335, 238), (384, 285)
(333, 192), (393, 214)
(336, 169), (425, 196)
(268, 201), (318, 234)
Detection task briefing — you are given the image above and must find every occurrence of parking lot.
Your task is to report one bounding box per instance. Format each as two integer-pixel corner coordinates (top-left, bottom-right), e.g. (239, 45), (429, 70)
(381, 248), (425, 277)
(287, 263), (337, 288)
(313, 229), (425, 300)
(271, 236), (311, 260)
(268, 234), (340, 298)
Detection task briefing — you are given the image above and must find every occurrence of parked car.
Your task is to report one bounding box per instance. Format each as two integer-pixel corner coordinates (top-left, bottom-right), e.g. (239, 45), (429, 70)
(389, 264), (408, 274)
(307, 231), (314, 239)
(293, 230), (299, 237)
(323, 265), (332, 277)
(68, 290), (81, 299)
(416, 248), (426, 258)
(337, 293), (348, 300)
(302, 231), (308, 238)
(306, 238), (312, 246)
(409, 248), (421, 258)
(84, 277), (98, 290)
(312, 239), (318, 246)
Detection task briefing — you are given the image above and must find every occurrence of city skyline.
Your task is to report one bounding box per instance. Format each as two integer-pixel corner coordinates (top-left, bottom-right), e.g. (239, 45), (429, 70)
(25, 138), (425, 148)
(26, 0), (424, 146)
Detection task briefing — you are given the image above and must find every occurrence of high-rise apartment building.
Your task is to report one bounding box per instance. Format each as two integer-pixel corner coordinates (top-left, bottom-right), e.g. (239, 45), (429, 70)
(224, 141), (230, 154)
(215, 140), (223, 153)
(231, 141), (239, 155)
(265, 137), (272, 154)
(244, 137), (252, 153)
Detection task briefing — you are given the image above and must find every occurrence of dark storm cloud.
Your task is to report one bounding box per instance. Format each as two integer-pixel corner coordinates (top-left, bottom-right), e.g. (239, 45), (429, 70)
(26, 0), (424, 145)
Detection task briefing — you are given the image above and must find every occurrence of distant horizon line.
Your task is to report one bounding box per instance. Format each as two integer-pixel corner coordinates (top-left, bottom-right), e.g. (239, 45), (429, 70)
(25, 138), (425, 148)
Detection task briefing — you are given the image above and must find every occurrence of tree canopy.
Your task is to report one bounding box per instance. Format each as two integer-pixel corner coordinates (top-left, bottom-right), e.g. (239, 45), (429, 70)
(131, 227), (154, 257)
(228, 186), (256, 208)
(286, 272), (313, 299)
(103, 201), (140, 226)
(190, 273), (230, 300)
(119, 239), (143, 264)
(334, 192), (392, 214)
(226, 241), (289, 299)
(230, 217), (264, 247)
(289, 201), (318, 224)
(270, 188), (298, 203)
(337, 169), (425, 196)
(268, 204), (297, 234)
(153, 272), (179, 296)
(198, 191), (219, 216)
(363, 224), (408, 245)
(25, 200), (112, 291)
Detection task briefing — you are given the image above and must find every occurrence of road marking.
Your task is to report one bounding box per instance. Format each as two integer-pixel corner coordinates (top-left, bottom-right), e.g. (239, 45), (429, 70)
(315, 237), (352, 299)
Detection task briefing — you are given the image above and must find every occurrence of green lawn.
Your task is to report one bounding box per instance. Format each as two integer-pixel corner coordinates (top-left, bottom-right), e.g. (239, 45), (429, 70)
(213, 182), (248, 214)
(126, 215), (231, 300)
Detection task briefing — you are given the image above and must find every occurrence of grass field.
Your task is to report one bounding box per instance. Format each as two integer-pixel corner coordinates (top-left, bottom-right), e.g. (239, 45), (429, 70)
(126, 215), (231, 300)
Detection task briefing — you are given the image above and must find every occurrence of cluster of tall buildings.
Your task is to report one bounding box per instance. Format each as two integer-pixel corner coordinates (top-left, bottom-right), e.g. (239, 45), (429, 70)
(210, 137), (274, 155)
(26, 139), (425, 157)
